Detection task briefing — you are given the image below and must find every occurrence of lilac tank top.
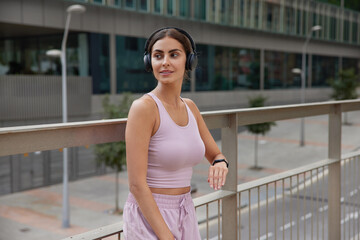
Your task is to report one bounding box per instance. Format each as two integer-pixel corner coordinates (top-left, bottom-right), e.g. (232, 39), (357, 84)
(146, 92), (205, 188)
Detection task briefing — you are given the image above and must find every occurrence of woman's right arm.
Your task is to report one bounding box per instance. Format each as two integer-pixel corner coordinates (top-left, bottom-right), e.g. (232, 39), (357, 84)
(125, 98), (174, 240)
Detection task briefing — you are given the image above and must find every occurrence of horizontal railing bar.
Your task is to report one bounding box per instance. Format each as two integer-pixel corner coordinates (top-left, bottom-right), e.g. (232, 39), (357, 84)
(0, 119), (127, 157)
(236, 104), (331, 126)
(339, 150), (360, 160)
(193, 190), (235, 207)
(62, 222), (123, 240)
(202, 99), (360, 117)
(0, 118), (127, 134)
(1, 100), (360, 157)
(202, 114), (230, 129)
(237, 158), (339, 192)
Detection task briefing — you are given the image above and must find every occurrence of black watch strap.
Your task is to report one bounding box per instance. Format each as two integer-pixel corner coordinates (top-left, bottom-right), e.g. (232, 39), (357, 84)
(212, 159), (229, 168)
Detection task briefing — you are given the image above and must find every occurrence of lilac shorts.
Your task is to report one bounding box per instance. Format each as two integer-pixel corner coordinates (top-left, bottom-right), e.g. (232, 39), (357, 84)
(123, 191), (201, 240)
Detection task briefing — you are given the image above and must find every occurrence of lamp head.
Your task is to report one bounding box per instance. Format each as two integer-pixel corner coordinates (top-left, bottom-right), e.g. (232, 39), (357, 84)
(311, 25), (322, 32)
(46, 49), (62, 58)
(66, 4), (86, 14)
(291, 68), (302, 74)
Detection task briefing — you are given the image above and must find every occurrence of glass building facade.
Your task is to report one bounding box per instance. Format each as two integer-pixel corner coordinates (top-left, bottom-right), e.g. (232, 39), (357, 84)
(0, 33), (110, 94)
(74, 0), (360, 45)
(1, 0), (359, 94)
(1, 31), (359, 93)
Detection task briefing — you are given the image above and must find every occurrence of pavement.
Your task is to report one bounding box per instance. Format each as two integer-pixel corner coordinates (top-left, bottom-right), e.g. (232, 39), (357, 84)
(1, 110), (360, 240)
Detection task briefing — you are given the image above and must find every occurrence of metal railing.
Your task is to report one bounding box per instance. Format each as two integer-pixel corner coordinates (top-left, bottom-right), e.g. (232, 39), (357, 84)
(1, 99), (360, 239)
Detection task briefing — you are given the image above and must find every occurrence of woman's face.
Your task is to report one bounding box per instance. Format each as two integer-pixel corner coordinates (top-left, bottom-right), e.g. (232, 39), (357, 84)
(151, 36), (187, 85)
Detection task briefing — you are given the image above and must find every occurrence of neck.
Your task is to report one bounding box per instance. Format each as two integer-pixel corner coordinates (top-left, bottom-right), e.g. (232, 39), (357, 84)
(153, 82), (183, 107)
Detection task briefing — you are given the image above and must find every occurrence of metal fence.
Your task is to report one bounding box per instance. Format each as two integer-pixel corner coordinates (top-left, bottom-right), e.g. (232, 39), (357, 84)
(0, 146), (106, 195)
(1, 99), (360, 240)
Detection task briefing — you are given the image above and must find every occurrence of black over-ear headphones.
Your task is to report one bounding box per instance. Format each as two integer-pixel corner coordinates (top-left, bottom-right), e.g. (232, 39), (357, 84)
(143, 27), (198, 72)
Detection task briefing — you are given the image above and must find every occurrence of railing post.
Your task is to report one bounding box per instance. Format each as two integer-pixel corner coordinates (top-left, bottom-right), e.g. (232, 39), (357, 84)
(328, 104), (342, 240)
(221, 113), (238, 240)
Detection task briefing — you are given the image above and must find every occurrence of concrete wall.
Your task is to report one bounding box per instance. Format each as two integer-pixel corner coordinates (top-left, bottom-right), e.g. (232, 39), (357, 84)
(0, 75), (92, 121)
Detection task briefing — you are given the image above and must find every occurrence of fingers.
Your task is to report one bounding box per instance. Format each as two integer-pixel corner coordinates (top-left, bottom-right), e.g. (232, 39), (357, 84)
(208, 164), (228, 190)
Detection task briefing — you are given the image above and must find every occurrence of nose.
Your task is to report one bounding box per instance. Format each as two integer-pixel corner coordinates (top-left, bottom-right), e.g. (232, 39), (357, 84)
(162, 55), (170, 66)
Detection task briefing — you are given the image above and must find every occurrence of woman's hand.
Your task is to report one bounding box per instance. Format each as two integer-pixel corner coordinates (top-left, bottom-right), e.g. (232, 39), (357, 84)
(208, 161), (228, 190)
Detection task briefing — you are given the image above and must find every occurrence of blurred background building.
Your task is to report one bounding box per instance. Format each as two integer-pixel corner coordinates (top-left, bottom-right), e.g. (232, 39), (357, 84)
(0, 0), (360, 194)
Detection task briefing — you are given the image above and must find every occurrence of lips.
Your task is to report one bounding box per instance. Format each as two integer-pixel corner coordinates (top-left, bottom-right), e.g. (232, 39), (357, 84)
(159, 70), (173, 76)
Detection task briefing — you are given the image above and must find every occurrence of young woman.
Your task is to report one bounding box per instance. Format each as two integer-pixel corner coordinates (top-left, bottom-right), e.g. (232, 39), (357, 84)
(123, 27), (229, 240)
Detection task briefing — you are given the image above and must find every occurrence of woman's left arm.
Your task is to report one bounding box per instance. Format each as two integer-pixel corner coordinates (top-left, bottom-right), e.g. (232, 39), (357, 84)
(185, 99), (229, 190)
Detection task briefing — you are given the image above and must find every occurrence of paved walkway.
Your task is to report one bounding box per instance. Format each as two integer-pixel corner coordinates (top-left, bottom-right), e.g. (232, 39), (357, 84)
(1, 111), (360, 240)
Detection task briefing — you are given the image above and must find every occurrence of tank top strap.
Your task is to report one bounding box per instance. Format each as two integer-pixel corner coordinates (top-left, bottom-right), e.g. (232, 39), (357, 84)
(147, 92), (167, 116)
(180, 97), (196, 124)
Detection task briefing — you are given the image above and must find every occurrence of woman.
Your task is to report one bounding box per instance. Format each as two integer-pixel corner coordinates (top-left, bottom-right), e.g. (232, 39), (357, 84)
(124, 27), (229, 240)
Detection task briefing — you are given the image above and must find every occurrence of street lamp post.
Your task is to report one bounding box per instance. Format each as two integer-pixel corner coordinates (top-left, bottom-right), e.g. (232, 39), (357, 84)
(46, 4), (86, 228)
(300, 25), (321, 147)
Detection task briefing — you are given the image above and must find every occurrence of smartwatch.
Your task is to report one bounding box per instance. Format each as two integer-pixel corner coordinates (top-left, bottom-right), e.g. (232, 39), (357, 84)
(212, 159), (229, 168)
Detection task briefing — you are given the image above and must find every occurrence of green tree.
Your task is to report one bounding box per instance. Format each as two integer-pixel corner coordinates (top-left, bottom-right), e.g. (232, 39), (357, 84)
(94, 93), (133, 214)
(328, 68), (359, 124)
(246, 96), (276, 169)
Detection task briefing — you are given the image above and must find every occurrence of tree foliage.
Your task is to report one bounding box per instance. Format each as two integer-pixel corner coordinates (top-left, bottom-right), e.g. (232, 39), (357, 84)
(94, 93), (133, 172)
(328, 68), (359, 101)
(246, 96), (276, 135)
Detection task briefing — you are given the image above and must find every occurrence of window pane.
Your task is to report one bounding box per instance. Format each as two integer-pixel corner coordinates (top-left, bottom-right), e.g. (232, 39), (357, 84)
(139, 0), (147, 10)
(167, 0), (173, 15)
(116, 36), (155, 93)
(343, 57), (360, 75)
(89, 33), (110, 94)
(126, 0), (134, 8)
(352, 21), (358, 43)
(154, 0), (161, 13)
(265, 51), (302, 89)
(312, 55), (338, 87)
(196, 44), (260, 91)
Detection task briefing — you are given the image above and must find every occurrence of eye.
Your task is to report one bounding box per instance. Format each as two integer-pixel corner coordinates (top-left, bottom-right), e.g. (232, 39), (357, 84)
(171, 52), (179, 57)
(152, 53), (162, 59)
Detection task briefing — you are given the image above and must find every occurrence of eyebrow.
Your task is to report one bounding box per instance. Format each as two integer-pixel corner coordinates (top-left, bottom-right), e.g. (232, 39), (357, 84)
(152, 49), (183, 53)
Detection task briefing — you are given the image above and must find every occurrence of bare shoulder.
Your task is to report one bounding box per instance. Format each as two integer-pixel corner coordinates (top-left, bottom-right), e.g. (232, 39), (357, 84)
(128, 95), (157, 121)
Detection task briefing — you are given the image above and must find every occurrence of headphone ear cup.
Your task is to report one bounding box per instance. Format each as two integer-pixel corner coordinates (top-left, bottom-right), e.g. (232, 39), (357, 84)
(186, 53), (198, 71)
(143, 53), (152, 72)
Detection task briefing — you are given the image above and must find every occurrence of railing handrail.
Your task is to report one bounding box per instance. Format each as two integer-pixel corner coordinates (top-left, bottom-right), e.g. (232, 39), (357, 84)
(1, 99), (360, 157)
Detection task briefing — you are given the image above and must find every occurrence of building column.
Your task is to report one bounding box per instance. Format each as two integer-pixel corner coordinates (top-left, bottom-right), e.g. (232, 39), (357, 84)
(162, 0), (167, 15)
(258, 0), (264, 30)
(260, 48), (265, 91)
(233, 0), (239, 26)
(279, 0), (285, 32)
(110, 33), (117, 95)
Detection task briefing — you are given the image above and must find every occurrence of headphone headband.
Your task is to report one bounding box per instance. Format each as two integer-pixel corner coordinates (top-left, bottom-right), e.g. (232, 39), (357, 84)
(144, 27), (197, 55)
(143, 27), (198, 72)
